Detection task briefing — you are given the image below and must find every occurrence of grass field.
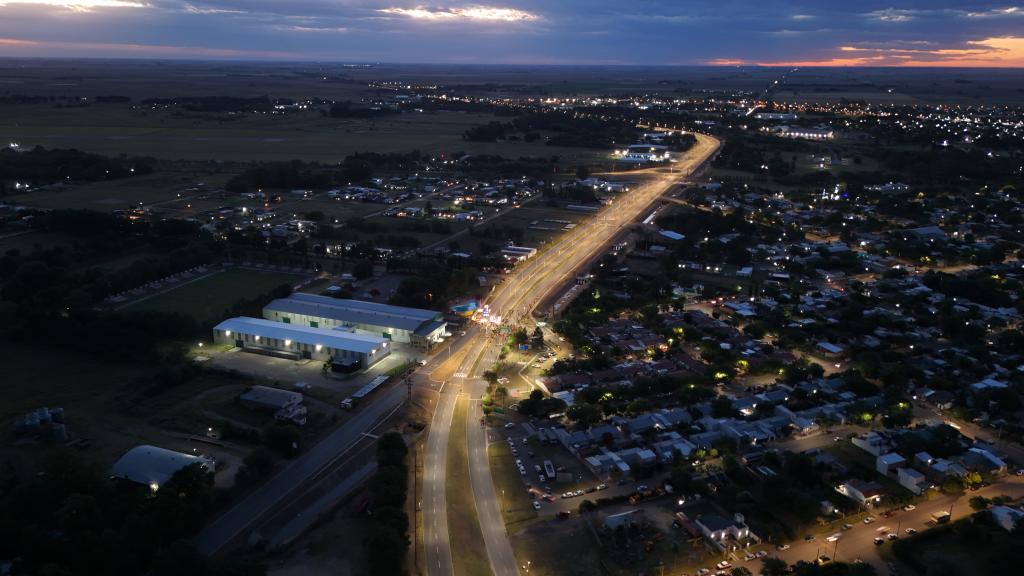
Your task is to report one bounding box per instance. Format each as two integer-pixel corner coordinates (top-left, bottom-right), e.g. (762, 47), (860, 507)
(14, 170), (236, 211)
(0, 103), (604, 163)
(488, 442), (539, 528)
(122, 267), (309, 322)
(0, 343), (244, 473)
(446, 395), (491, 576)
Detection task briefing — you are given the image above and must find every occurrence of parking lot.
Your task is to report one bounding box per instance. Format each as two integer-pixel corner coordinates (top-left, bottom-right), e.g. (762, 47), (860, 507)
(205, 343), (419, 403)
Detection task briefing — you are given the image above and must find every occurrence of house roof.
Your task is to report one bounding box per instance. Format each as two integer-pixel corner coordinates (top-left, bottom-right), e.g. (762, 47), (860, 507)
(214, 316), (388, 354)
(698, 514), (745, 532)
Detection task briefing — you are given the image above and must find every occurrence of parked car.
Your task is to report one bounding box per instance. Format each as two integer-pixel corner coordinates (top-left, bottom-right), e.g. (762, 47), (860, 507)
(532, 501), (541, 510)
(874, 538), (884, 546)
(504, 422), (515, 429)
(776, 544), (791, 551)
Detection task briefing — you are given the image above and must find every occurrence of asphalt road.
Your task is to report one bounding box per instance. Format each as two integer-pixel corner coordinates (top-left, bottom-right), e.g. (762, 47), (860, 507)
(419, 134), (721, 576)
(194, 382), (407, 555)
(423, 378), (457, 576)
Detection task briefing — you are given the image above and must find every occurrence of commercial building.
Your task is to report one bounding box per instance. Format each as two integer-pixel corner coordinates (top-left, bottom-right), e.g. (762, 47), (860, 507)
(262, 293), (446, 349)
(212, 316), (391, 369)
(695, 513), (760, 552)
(111, 445), (215, 491)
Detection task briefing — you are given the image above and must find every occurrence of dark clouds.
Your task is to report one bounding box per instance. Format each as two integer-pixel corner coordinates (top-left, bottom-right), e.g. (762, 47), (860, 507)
(0, 1), (1022, 65)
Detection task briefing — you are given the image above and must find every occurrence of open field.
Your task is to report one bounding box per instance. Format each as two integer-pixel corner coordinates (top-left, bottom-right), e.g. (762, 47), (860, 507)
(446, 395), (491, 576)
(122, 267), (310, 322)
(12, 170), (235, 211)
(1, 102), (606, 163)
(0, 343), (246, 475)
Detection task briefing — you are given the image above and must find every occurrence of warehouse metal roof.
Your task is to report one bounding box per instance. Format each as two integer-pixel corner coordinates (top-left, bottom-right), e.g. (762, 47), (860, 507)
(265, 294), (440, 332)
(111, 445), (214, 489)
(214, 316), (388, 354)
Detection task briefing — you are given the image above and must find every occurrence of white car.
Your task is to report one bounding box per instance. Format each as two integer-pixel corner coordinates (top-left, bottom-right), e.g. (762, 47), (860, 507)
(532, 501), (541, 510)
(715, 561), (731, 570)
(504, 422), (515, 429)
(903, 504), (916, 511)
(776, 544), (791, 551)
(756, 551), (768, 558)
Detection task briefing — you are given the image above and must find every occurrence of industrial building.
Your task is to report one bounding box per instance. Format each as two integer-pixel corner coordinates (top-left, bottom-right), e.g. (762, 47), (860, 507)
(262, 293), (446, 348)
(111, 444), (215, 491)
(212, 316), (391, 368)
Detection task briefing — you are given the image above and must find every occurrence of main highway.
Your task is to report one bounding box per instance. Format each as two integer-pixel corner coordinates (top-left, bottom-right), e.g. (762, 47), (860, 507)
(422, 133), (721, 576)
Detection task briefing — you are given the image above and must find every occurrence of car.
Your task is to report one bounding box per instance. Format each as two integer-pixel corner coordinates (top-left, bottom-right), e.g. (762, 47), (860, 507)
(905, 528), (917, 535)
(504, 422), (515, 429)
(877, 526), (890, 534)
(637, 484), (649, 492)
(864, 516), (876, 524)
(903, 504), (916, 511)
(743, 553), (756, 562)
(556, 510), (570, 519)
(511, 449), (518, 456)
(887, 533), (898, 541)
(522, 438), (529, 445)
(543, 494), (555, 502)
(696, 569), (711, 576)
(596, 484), (608, 491)
(519, 468), (526, 476)
(874, 538), (884, 546)
(539, 474), (546, 482)
(826, 533), (841, 542)
(841, 523), (853, 531)
(715, 561), (732, 570)
(776, 544), (791, 551)
(756, 551), (768, 558)
(833, 436), (842, 442)
(817, 555), (831, 565)
(534, 464), (542, 473)
(515, 459), (522, 466)
(804, 535), (815, 542)
(532, 501), (541, 510)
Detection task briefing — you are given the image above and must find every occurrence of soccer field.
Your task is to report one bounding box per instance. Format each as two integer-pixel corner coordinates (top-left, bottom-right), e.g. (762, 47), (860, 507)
(123, 267), (310, 322)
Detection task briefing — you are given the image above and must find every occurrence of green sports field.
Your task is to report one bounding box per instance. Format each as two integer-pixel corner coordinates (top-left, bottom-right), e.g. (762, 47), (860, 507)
(123, 267), (309, 322)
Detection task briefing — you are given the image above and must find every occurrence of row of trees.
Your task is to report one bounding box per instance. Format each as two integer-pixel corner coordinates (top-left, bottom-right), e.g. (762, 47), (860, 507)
(365, 432), (410, 576)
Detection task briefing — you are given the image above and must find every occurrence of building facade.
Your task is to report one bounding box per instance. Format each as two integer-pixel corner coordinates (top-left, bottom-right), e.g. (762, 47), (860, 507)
(213, 316), (391, 369)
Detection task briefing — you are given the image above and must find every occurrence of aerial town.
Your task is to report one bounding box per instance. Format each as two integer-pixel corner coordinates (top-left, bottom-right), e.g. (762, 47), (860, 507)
(2, 4), (1024, 576)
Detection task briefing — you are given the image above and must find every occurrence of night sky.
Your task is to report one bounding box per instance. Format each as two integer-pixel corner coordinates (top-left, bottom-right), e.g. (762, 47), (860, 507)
(0, 1), (1023, 66)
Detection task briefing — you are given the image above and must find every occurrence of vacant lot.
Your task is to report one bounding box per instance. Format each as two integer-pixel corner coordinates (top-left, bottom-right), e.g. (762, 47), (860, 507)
(123, 267), (310, 322)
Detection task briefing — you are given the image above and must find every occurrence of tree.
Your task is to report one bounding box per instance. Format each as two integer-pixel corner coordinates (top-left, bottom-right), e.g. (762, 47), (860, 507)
(566, 403), (602, 427)
(969, 495), (990, 510)
(731, 567), (753, 576)
(352, 260), (374, 280)
(760, 557), (788, 576)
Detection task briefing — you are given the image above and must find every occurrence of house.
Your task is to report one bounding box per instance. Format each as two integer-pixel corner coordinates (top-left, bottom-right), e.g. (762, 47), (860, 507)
(924, 390), (955, 410)
(816, 341), (845, 357)
(897, 467), (928, 495)
(836, 479), (885, 506)
(963, 447), (1007, 473)
(852, 432), (890, 456)
(877, 453), (907, 476)
(694, 513), (759, 551)
(990, 506), (1024, 531)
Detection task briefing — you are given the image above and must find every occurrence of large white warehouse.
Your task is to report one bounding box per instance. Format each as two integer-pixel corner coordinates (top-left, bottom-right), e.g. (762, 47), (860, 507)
(262, 293), (446, 349)
(212, 316), (391, 368)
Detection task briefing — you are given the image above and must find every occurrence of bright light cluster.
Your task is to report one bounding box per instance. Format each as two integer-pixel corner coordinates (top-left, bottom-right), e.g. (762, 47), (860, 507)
(379, 5), (538, 22)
